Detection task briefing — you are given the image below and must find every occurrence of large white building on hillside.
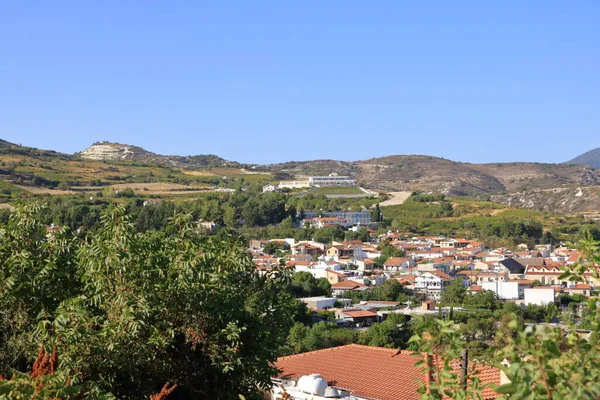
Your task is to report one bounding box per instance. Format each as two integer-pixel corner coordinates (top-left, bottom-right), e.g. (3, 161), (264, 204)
(308, 173), (356, 187)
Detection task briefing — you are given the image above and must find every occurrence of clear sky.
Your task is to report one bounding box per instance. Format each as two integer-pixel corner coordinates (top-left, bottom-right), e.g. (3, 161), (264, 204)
(1, 1), (598, 164)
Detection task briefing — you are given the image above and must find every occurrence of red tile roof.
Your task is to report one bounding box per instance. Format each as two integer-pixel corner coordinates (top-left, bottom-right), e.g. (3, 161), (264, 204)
(384, 257), (408, 266)
(331, 280), (367, 289)
(343, 309), (378, 318)
(275, 344), (500, 400)
(430, 270), (453, 281)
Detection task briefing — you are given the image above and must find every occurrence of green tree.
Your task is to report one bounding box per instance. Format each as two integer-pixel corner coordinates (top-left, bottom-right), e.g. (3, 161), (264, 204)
(289, 271), (331, 297)
(0, 204), (296, 399)
(359, 314), (408, 348)
(372, 279), (405, 301)
(371, 204), (382, 222)
(440, 278), (466, 305)
(462, 289), (499, 311)
(288, 322), (357, 353)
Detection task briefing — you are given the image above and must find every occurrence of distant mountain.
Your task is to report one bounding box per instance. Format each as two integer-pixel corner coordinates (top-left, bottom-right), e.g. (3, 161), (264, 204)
(257, 155), (600, 197)
(3, 138), (600, 211)
(566, 148), (600, 169)
(78, 141), (233, 168)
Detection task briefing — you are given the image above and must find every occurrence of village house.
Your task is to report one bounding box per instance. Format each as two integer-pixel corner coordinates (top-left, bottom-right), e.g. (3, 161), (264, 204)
(292, 242), (324, 260)
(382, 257), (415, 272)
(563, 283), (594, 298)
(414, 270), (453, 300)
(272, 344), (502, 400)
(325, 269), (346, 285)
(409, 248), (446, 260)
(292, 260), (344, 280)
(299, 296), (351, 310)
(497, 258), (526, 279)
(308, 217), (349, 229)
(336, 308), (379, 327)
(355, 258), (377, 272)
(331, 280), (369, 297)
(325, 241), (367, 262)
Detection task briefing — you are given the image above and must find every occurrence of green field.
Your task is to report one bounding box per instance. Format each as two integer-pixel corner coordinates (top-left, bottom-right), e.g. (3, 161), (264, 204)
(308, 186), (365, 195)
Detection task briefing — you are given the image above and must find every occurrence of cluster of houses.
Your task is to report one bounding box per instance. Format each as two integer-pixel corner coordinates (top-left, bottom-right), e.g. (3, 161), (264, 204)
(251, 232), (598, 318)
(251, 233), (598, 399)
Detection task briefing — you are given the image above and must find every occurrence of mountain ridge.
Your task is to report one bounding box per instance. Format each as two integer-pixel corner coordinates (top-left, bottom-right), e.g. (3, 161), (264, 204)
(3, 139), (600, 210)
(566, 147), (600, 169)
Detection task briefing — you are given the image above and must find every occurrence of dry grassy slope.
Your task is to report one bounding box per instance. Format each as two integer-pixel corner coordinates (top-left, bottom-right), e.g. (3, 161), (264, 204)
(263, 155), (600, 199)
(491, 187), (600, 213)
(470, 163), (600, 192)
(355, 155), (505, 195)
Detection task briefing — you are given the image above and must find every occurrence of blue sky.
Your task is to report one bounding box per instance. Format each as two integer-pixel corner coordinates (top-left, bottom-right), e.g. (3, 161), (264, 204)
(1, 1), (598, 164)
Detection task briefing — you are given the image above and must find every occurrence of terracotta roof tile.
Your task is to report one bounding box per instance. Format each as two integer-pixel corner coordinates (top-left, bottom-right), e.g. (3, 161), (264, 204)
(332, 280), (367, 288)
(275, 345), (500, 400)
(343, 310), (378, 318)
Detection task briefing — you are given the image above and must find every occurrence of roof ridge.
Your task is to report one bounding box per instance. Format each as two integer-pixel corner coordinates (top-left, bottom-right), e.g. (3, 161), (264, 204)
(346, 344), (404, 354)
(277, 344), (406, 362)
(276, 344), (355, 361)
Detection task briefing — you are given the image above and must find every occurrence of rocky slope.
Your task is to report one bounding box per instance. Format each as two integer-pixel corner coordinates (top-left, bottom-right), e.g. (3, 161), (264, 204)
(354, 155), (506, 196)
(470, 162), (600, 192)
(78, 142), (232, 168)
(258, 155), (600, 198)
(491, 187), (600, 214)
(78, 142), (153, 161)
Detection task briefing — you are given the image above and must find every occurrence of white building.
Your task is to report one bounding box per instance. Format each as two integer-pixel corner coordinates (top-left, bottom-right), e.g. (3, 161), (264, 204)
(262, 184), (279, 193)
(308, 173), (356, 187)
(294, 261), (344, 280)
(481, 281), (519, 300)
(414, 271), (452, 300)
(524, 288), (555, 305)
(298, 296), (351, 310)
(279, 180), (311, 189)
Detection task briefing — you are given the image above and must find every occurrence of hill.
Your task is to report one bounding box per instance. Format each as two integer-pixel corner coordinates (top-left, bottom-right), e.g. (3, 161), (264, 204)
(259, 155), (600, 198)
(78, 141), (233, 168)
(565, 147), (600, 169)
(0, 139), (72, 159)
(3, 138), (600, 212)
(470, 162), (600, 192)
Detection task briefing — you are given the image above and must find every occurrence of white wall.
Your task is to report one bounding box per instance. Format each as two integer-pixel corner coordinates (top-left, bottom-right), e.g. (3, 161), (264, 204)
(524, 288), (555, 305)
(481, 281), (519, 300)
(299, 297), (337, 310)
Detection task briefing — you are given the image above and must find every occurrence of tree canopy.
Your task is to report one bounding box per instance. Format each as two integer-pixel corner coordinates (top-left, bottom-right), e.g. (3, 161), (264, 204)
(0, 204), (296, 399)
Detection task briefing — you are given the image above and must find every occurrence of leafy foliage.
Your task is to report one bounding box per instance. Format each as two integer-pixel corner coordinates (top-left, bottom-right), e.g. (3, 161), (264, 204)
(0, 204), (297, 399)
